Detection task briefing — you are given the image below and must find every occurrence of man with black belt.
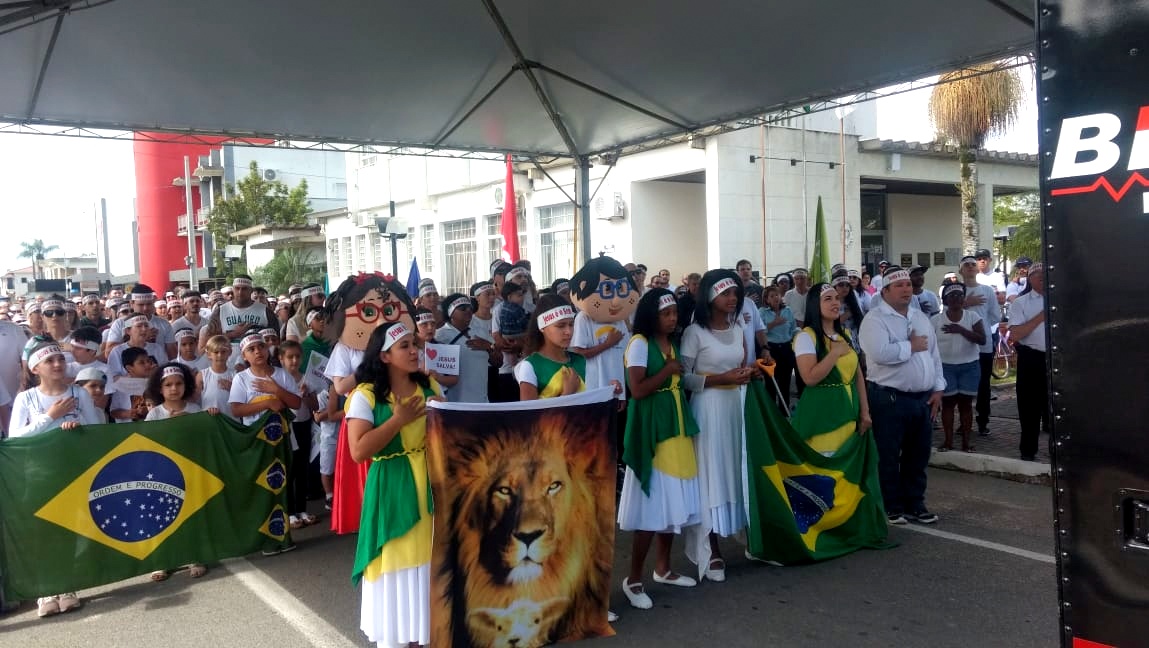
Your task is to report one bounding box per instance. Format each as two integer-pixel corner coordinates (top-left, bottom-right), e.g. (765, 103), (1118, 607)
(859, 266), (945, 526)
(1007, 263), (1047, 461)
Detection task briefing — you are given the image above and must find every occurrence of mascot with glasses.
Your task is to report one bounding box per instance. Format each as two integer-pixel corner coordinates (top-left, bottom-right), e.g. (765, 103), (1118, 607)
(323, 272), (418, 534)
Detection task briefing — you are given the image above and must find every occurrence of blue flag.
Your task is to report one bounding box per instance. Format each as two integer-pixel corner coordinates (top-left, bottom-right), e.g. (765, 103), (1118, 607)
(406, 258), (421, 299)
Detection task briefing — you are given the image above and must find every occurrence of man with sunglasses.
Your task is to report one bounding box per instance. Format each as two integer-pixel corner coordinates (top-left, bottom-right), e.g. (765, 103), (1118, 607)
(203, 275), (277, 370)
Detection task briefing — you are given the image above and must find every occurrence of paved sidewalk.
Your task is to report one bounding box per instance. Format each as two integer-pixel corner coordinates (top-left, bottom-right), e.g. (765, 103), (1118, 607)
(928, 383), (1052, 483)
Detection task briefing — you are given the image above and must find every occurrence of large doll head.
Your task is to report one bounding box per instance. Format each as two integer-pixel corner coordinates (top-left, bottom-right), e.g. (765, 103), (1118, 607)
(323, 272), (417, 351)
(569, 255), (639, 323)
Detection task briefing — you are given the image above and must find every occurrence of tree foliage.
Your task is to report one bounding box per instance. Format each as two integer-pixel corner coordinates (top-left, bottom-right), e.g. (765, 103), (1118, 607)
(993, 193), (1041, 265)
(253, 247), (326, 296)
(18, 239), (60, 280)
(928, 62), (1025, 253)
(207, 161), (311, 272)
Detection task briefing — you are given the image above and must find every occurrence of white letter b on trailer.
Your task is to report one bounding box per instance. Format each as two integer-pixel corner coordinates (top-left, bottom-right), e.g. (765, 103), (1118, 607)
(1050, 113), (1122, 180)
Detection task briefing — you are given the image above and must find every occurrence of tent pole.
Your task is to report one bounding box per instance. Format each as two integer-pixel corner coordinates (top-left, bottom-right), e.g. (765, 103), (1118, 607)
(576, 156), (592, 263)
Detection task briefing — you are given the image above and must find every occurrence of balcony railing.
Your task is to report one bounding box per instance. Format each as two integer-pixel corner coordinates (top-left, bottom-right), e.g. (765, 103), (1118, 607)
(176, 208), (211, 235)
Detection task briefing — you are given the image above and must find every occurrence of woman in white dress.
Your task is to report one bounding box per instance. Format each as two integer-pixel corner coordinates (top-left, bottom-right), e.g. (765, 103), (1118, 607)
(680, 270), (756, 582)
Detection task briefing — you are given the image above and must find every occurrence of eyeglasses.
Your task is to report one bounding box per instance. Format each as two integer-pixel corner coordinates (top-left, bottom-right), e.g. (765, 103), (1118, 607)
(347, 300), (404, 324)
(43, 310), (66, 318)
(595, 279), (632, 300)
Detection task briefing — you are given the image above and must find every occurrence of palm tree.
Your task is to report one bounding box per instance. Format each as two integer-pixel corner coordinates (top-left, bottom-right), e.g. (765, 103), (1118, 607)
(253, 247), (326, 295)
(18, 239), (59, 281)
(928, 62), (1024, 253)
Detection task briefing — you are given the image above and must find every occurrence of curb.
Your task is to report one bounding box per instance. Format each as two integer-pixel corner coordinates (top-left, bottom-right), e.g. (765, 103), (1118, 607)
(928, 448), (1051, 485)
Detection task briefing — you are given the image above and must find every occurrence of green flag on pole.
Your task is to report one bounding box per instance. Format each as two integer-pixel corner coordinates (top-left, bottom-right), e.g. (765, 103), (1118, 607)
(743, 380), (892, 564)
(809, 195), (832, 285)
(0, 412), (293, 600)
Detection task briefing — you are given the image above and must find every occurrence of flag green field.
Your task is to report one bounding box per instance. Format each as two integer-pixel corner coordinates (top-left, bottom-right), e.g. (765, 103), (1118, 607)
(0, 411), (293, 599)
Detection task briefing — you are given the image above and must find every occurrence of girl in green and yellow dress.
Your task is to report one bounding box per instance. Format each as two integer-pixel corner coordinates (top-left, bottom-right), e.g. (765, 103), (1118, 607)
(347, 321), (440, 648)
(791, 283), (872, 457)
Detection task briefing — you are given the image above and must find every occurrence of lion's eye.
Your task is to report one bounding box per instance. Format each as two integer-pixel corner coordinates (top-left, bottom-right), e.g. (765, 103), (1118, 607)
(547, 481), (563, 495)
(495, 486), (513, 498)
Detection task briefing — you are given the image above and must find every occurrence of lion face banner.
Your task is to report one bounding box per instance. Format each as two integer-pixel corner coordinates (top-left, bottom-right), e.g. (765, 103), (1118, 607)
(426, 387), (618, 648)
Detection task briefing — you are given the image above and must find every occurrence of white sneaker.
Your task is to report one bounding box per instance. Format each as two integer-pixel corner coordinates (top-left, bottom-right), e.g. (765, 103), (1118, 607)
(56, 593), (82, 613)
(607, 610), (619, 623)
(621, 578), (652, 609)
(36, 596), (60, 618)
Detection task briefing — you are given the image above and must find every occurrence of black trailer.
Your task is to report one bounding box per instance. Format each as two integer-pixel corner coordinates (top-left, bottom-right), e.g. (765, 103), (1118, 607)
(1041, 1), (1149, 646)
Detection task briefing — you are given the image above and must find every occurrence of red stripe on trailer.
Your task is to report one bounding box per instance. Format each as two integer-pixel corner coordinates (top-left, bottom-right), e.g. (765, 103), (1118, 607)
(1073, 637), (1117, 648)
(1137, 105), (1149, 132)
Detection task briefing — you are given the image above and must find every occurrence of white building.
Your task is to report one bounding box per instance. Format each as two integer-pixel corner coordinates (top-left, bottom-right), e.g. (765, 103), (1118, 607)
(321, 106), (1037, 294)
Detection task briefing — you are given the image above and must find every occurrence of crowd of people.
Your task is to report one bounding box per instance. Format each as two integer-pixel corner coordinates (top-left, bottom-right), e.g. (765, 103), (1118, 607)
(0, 248), (1048, 647)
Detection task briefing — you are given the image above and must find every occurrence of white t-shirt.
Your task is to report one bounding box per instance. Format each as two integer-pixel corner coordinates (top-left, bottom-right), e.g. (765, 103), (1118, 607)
(323, 342), (364, 384)
(624, 335), (650, 369)
(199, 366), (237, 420)
(228, 367), (300, 426)
(217, 301), (273, 368)
(931, 310), (982, 365)
(171, 315), (206, 335)
(177, 355), (209, 372)
(9, 385), (101, 437)
(434, 324), (490, 403)
(977, 270), (1007, 295)
(145, 401), (203, 421)
(738, 299), (766, 367)
(1010, 291), (1046, 352)
(784, 289), (810, 324)
(570, 312), (628, 396)
(285, 318), (302, 341)
(0, 320), (28, 404)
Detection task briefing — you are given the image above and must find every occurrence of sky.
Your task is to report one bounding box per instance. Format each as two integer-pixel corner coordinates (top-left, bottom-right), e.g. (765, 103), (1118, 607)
(0, 71), (1039, 275)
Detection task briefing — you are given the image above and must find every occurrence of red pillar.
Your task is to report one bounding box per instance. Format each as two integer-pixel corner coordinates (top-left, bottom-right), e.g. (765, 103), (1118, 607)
(132, 134), (224, 291)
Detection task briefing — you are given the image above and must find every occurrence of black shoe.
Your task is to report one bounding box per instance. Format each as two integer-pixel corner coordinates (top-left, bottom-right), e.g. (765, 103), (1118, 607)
(978, 426), (990, 437)
(887, 513), (907, 525)
(1020, 454), (1036, 461)
(909, 509), (938, 524)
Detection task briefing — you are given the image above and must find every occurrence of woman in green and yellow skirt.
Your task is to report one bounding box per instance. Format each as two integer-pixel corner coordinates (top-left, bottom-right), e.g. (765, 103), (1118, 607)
(347, 321), (440, 648)
(792, 283), (872, 456)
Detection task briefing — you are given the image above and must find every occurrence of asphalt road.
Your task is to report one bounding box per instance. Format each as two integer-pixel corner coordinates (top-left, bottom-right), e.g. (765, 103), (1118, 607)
(1, 468), (1058, 648)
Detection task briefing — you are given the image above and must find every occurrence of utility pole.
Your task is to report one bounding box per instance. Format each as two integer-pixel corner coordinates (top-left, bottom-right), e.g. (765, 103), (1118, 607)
(184, 156), (198, 291)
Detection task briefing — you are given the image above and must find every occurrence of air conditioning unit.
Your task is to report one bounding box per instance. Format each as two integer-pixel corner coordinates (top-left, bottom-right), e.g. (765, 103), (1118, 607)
(263, 169), (279, 181)
(594, 192), (626, 221)
(356, 211), (377, 228)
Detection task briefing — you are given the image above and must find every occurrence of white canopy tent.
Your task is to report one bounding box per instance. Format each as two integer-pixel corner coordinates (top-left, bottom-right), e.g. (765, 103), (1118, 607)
(0, 0), (1035, 256)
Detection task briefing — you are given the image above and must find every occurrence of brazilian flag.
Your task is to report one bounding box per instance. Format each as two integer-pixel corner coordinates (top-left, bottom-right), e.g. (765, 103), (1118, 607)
(0, 411), (293, 600)
(744, 381), (891, 564)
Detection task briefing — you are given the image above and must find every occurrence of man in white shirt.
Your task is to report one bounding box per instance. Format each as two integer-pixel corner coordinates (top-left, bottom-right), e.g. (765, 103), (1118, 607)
(1005, 256), (1032, 303)
(102, 284), (176, 361)
(909, 265), (940, 317)
(784, 268), (811, 327)
(870, 260), (890, 292)
(737, 260), (769, 366)
(959, 256), (1002, 437)
(974, 249), (1007, 305)
(859, 266), (945, 526)
(1007, 263), (1046, 461)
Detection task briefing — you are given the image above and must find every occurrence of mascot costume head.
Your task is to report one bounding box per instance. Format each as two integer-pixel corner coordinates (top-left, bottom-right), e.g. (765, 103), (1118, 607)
(568, 256), (639, 323)
(323, 271), (417, 350)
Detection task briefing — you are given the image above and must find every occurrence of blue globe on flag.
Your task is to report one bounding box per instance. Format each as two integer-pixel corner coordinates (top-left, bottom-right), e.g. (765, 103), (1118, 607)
(89, 451), (186, 542)
(264, 461), (286, 491)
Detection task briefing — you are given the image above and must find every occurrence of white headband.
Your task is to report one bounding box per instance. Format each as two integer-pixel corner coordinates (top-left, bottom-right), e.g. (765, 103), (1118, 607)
(942, 284), (967, 299)
(382, 323), (412, 351)
(161, 365), (184, 380)
(232, 277), (253, 288)
(447, 299), (471, 318)
(300, 286), (323, 299)
(28, 345), (62, 370)
(131, 292), (156, 302)
(658, 293), (676, 311)
(554, 281), (570, 293)
(883, 270), (910, 285)
(415, 311), (435, 325)
(419, 284), (438, 298)
(41, 299), (65, 311)
(506, 267), (529, 281)
(831, 275), (851, 288)
(820, 283), (837, 295)
(709, 277), (738, 301)
(792, 269), (809, 278)
(306, 310), (321, 325)
(536, 304), (575, 329)
(72, 339), (101, 352)
(240, 334), (265, 351)
(174, 328), (197, 341)
(260, 328), (279, 338)
(127, 315), (149, 328)
(471, 283), (494, 297)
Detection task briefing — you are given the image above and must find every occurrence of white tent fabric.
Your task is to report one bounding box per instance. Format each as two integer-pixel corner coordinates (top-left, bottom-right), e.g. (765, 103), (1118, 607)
(0, 0), (1034, 158)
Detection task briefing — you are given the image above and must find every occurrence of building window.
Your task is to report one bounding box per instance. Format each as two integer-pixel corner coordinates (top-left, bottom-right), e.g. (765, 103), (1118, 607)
(486, 211), (528, 267)
(341, 236), (353, 277)
(537, 203), (576, 286)
(406, 227), (415, 269)
(328, 239), (341, 278)
(860, 192), (888, 273)
(356, 234), (368, 272)
(370, 233), (383, 272)
(421, 224), (435, 274)
(360, 154), (377, 168)
(861, 193), (887, 231)
(441, 219), (477, 296)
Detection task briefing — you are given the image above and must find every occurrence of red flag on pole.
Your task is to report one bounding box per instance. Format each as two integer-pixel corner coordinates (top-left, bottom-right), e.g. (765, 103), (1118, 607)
(500, 154), (520, 262)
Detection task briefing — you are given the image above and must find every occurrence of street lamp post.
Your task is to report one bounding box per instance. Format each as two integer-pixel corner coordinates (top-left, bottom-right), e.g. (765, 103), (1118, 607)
(375, 201), (406, 278)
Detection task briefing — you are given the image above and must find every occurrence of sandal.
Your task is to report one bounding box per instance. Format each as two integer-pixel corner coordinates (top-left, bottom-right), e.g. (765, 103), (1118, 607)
(289, 515), (303, 530)
(187, 563), (207, 578)
(298, 512), (319, 526)
(150, 570), (171, 582)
